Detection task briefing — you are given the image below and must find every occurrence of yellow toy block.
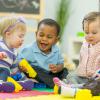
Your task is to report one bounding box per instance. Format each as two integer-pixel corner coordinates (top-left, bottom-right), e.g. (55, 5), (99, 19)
(19, 59), (37, 78)
(75, 89), (92, 100)
(7, 77), (22, 92)
(54, 85), (59, 94)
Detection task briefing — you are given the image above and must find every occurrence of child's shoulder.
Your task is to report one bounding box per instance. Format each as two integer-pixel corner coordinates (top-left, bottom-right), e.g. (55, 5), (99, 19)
(52, 45), (60, 52)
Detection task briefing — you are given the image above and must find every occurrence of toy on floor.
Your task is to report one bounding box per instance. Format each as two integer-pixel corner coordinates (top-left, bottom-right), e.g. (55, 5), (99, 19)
(7, 77), (34, 91)
(54, 85), (59, 94)
(75, 89), (92, 100)
(19, 59), (37, 78)
(11, 72), (22, 81)
(7, 77), (23, 92)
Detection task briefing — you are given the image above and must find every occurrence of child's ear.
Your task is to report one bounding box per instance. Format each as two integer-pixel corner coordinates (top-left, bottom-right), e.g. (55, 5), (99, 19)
(55, 36), (60, 43)
(35, 31), (38, 36)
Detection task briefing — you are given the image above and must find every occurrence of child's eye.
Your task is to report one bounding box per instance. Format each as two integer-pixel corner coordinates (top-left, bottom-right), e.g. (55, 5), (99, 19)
(85, 32), (89, 34)
(47, 36), (53, 39)
(39, 33), (44, 37)
(92, 32), (97, 34)
(19, 35), (24, 38)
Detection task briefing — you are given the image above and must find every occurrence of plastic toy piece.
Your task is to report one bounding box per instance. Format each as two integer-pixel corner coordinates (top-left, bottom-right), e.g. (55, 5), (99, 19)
(54, 85), (59, 94)
(7, 77), (22, 92)
(11, 72), (22, 81)
(19, 59), (37, 78)
(75, 89), (92, 100)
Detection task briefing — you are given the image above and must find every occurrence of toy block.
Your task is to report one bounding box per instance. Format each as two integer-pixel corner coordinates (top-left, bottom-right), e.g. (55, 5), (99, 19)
(7, 77), (22, 92)
(75, 89), (92, 100)
(19, 59), (37, 78)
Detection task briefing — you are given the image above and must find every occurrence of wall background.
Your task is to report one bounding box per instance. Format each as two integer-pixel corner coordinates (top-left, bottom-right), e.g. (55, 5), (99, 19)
(21, 0), (99, 61)
(1, 0), (99, 61)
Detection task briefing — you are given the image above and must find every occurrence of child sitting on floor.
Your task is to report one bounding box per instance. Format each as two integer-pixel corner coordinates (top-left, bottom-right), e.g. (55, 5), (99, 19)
(53, 69), (100, 96)
(0, 16), (34, 92)
(65, 11), (100, 84)
(53, 11), (100, 97)
(17, 18), (68, 88)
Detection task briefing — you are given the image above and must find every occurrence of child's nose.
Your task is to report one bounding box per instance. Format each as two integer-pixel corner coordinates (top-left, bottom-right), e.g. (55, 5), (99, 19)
(88, 33), (93, 37)
(42, 36), (47, 41)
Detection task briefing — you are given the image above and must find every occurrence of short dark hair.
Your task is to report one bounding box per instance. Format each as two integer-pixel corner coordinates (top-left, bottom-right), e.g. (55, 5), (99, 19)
(82, 12), (100, 30)
(37, 18), (60, 36)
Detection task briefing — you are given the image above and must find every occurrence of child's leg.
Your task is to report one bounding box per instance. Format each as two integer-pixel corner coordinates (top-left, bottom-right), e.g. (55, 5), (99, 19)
(65, 71), (89, 84)
(11, 72), (34, 90)
(0, 68), (15, 92)
(55, 68), (68, 79)
(81, 79), (100, 96)
(32, 66), (55, 88)
(0, 81), (15, 92)
(18, 79), (34, 90)
(53, 77), (84, 88)
(0, 68), (10, 81)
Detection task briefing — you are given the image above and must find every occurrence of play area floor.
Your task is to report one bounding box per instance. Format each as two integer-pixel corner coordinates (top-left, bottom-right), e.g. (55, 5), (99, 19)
(0, 88), (100, 100)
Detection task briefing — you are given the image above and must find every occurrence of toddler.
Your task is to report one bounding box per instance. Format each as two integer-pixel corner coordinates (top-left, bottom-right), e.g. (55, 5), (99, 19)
(66, 11), (100, 84)
(54, 11), (100, 96)
(0, 16), (34, 92)
(17, 18), (68, 88)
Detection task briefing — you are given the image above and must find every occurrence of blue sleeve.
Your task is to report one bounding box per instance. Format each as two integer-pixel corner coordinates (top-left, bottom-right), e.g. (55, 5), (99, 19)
(57, 49), (64, 64)
(17, 46), (33, 62)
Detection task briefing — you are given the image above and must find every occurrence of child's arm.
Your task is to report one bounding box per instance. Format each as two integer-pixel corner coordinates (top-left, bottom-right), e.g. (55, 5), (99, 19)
(92, 56), (100, 80)
(49, 48), (64, 73)
(49, 64), (63, 73)
(0, 52), (7, 59)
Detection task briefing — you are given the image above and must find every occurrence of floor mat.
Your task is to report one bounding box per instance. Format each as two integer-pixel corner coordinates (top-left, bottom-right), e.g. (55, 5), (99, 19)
(0, 90), (53, 100)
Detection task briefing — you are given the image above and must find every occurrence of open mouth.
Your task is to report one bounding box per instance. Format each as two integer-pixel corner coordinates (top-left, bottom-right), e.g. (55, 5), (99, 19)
(40, 43), (48, 49)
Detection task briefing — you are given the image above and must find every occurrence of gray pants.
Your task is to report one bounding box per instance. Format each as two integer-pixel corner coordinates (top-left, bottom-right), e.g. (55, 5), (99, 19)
(64, 70), (89, 84)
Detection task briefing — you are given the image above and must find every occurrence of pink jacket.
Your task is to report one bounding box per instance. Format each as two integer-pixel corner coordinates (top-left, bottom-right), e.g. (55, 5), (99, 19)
(76, 42), (100, 78)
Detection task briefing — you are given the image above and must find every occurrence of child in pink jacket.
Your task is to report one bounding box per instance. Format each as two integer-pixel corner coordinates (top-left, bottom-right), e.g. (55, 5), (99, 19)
(53, 12), (100, 97)
(66, 11), (100, 84)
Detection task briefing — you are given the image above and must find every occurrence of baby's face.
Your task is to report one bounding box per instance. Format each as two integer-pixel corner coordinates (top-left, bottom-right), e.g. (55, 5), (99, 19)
(36, 24), (59, 54)
(6, 29), (26, 48)
(84, 19), (100, 45)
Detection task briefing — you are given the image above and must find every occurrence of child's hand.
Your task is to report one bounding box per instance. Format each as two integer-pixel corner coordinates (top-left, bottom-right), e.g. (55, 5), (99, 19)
(19, 66), (28, 73)
(0, 52), (7, 59)
(49, 64), (58, 73)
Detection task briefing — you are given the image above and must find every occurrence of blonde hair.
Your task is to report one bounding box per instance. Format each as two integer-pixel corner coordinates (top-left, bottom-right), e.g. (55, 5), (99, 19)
(0, 16), (26, 37)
